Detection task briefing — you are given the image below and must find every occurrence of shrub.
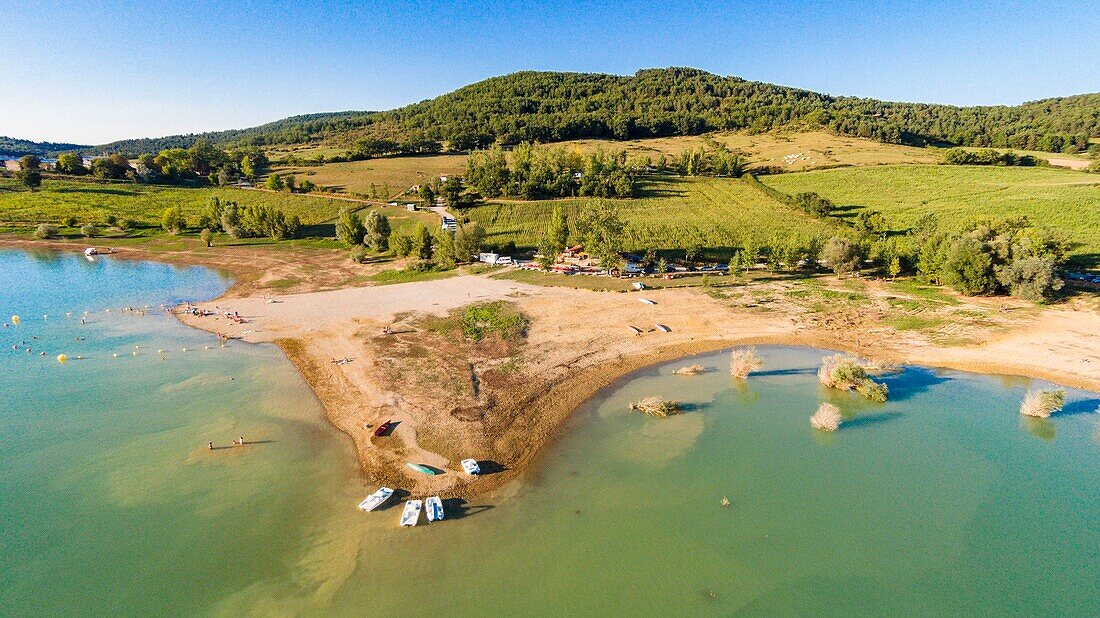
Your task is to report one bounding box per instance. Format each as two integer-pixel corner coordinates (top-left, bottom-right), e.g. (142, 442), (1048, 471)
(821, 236), (861, 275)
(104, 214), (119, 227)
(673, 364), (706, 375)
(62, 216), (78, 227)
(729, 347), (763, 378)
(391, 233), (414, 257)
(200, 228), (213, 247)
(810, 402), (842, 431)
(161, 207), (186, 234)
(34, 224), (58, 239)
(995, 256), (1063, 301)
(629, 395), (682, 417)
(349, 245), (370, 264)
(1019, 389), (1066, 418)
(818, 354), (889, 401)
(80, 224), (96, 238)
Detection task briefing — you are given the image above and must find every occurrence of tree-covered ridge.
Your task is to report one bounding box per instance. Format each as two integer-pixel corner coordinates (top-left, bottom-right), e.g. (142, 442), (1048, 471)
(78, 67), (1100, 155)
(90, 111), (375, 157)
(0, 136), (89, 158)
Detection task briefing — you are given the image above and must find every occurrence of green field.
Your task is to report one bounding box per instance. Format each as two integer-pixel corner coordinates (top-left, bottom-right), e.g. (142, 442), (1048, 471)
(763, 165), (1100, 261)
(465, 175), (837, 253)
(0, 178), (437, 238)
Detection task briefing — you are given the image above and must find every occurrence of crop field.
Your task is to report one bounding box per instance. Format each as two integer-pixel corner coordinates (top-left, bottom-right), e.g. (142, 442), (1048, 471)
(272, 154), (467, 197)
(0, 178), (437, 239)
(464, 175), (837, 252)
(763, 165), (1100, 261)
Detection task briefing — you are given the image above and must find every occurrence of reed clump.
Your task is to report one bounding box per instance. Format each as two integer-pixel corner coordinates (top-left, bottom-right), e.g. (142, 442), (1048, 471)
(818, 354), (889, 402)
(629, 395), (682, 417)
(1019, 389), (1066, 418)
(810, 402), (842, 431)
(729, 347), (763, 379)
(674, 364), (706, 376)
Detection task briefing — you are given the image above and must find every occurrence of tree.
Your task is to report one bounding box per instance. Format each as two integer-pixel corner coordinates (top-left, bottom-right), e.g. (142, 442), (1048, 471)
(335, 208), (366, 247)
(418, 183), (436, 208)
(454, 222), (485, 262)
(855, 210), (888, 237)
(14, 155), (42, 190)
(548, 205), (569, 255)
(284, 175), (296, 192)
(56, 152), (86, 175)
(577, 203), (625, 271)
(391, 233), (414, 257)
(363, 210), (391, 251)
(161, 207), (186, 234)
(265, 173), (284, 191)
(995, 255), (1063, 301)
(414, 224), (434, 260)
(440, 177), (464, 209)
(728, 252), (744, 278)
(434, 230), (457, 269)
(200, 228), (213, 247)
(821, 236), (862, 276)
(80, 223), (97, 238)
(942, 237), (995, 295)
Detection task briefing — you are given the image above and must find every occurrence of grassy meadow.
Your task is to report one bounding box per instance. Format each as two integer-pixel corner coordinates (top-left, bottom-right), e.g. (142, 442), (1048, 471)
(764, 165), (1100, 262)
(464, 175), (837, 252)
(0, 178), (438, 241)
(272, 154), (468, 197)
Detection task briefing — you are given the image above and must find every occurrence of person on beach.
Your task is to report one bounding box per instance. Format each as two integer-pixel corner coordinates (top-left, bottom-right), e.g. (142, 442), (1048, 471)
(208, 441), (214, 450)
(239, 436), (245, 446)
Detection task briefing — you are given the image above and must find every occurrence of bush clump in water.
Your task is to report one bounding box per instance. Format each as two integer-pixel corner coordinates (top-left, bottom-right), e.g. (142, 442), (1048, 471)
(810, 402), (842, 431)
(818, 354), (889, 402)
(629, 395), (682, 417)
(674, 364), (706, 375)
(729, 347), (763, 379)
(1019, 389), (1066, 418)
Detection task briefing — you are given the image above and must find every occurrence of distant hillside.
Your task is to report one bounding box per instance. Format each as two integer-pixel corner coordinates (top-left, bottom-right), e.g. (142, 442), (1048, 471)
(0, 136), (89, 158)
(89, 111), (375, 157)
(89, 68), (1100, 156)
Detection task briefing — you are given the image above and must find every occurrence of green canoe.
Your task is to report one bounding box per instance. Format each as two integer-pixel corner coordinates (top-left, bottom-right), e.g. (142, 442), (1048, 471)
(406, 463), (438, 475)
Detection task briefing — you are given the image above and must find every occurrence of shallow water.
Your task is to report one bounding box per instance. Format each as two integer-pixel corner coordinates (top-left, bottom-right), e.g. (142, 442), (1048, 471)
(2, 250), (1098, 616)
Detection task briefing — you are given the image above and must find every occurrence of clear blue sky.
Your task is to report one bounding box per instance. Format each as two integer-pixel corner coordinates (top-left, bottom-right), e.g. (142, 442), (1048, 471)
(3, 0), (1098, 144)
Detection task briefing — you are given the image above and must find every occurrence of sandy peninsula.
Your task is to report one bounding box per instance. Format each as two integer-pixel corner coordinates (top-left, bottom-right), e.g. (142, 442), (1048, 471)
(175, 269), (1100, 500)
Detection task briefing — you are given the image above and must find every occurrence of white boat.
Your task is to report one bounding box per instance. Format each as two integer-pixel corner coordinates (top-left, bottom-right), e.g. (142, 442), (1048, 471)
(400, 500), (422, 526)
(655, 323), (672, 333)
(638, 298), (657, 305)
(83, 247), (98, 257)
(425, 496), (444, 522)
(460, 459), (481, 475)
(357, 487), (394, 512)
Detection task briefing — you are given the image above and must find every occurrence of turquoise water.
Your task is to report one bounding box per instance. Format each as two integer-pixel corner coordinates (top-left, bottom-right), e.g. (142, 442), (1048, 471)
(2, 249), (1098, 616)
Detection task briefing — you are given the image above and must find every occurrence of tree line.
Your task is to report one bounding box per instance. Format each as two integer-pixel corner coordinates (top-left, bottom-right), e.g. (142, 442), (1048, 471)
(465, 143), (639, 199)
(75, 68), (1100, 157)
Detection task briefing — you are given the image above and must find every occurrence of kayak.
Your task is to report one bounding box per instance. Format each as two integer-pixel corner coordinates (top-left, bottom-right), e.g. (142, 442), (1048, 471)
(374, 421), (393, 437)
(406, 463), (437, 475)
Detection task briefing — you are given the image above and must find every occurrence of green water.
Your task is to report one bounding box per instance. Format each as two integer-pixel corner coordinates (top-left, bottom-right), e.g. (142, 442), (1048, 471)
(2, 250), (1098, 616)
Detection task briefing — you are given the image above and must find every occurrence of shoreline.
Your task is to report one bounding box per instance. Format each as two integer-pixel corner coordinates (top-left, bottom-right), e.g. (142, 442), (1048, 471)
(10, 240), (1098, 499)
(173, 274), (1100, 501)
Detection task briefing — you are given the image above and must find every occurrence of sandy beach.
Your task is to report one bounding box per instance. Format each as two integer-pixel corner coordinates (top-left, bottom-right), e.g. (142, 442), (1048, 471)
(175, 268), (1100, 499)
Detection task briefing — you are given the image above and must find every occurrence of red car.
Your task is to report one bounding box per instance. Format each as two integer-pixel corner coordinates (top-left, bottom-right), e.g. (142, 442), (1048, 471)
(374, 421), (393, 437)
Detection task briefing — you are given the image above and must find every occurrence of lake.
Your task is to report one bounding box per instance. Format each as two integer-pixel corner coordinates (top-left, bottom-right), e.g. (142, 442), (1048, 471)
(2, 249), (1097, 615)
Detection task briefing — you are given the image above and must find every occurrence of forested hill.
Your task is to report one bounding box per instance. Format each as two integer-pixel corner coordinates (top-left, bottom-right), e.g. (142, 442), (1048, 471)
(88, 111), (374, 157)
(91, 68), (1100, 155)
(0, 136), (89, 158)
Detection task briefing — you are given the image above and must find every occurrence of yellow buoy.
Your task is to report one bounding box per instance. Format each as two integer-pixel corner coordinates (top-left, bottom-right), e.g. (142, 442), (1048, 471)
(57, 354), (67, 364)
(11, 315), (20, 325)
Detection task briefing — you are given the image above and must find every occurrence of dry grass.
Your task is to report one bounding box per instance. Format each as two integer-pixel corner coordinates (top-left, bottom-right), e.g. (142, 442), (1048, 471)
(673, 364), (707, 375)
(729, 347), (764, 379)
(629, 395), (682, 417)
(811, 402), (842, 431)
(818, 354), (889, 402)
(1019, 389), (1067, 418)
